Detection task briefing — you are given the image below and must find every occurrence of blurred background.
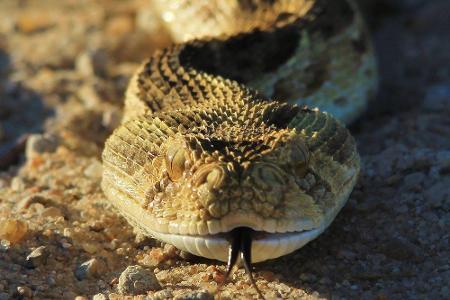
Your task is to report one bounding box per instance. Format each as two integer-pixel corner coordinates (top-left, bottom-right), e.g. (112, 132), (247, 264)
(0, 0), (449, 157)
(0, 1), (449, 299)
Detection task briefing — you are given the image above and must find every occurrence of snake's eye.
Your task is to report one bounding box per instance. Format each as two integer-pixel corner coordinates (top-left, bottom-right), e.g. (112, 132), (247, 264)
(252, 164), (284, 190)
(165, 146), (186, 181)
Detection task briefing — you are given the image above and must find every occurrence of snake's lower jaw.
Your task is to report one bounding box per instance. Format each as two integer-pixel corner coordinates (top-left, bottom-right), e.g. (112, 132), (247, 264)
(103, 164), (356, 262)
(148, 225), (328, 263)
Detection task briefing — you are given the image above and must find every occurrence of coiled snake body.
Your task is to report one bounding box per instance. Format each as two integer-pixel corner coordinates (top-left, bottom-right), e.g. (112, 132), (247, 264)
(101, 0), (377, 292)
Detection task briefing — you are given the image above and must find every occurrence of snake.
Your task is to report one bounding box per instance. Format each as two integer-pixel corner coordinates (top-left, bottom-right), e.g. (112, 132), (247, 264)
(101, 0), (377, 295)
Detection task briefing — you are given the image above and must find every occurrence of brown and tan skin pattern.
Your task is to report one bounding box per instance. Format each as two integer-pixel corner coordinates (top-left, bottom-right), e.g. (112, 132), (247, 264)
(102, 0), (376, 296)
(149, 0), (378, 122)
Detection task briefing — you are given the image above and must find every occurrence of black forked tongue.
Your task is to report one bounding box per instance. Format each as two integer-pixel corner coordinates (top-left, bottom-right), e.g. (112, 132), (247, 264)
(224, 227), (265, 299)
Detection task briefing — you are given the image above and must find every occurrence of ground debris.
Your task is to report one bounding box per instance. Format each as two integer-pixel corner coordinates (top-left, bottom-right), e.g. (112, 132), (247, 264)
(117, 265), (161, 295)
(0, 0), (449, 299)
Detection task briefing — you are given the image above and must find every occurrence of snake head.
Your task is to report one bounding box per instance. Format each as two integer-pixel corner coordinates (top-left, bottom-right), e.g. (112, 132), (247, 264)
(151, 120), (321, 227)
(102, 103), (359, 264)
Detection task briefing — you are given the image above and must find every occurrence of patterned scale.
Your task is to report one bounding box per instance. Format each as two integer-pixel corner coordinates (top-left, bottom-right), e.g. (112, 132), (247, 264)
(102, 0), (374, 267)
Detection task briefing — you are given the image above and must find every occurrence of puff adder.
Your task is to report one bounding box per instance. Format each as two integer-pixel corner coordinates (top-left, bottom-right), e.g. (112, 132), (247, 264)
(102, 0), (377, 295)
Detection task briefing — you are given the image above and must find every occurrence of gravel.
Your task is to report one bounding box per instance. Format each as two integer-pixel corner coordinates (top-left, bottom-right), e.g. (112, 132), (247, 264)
(117, 265), (161, 295)
(25, 134), (59, 159)
(173, 290), (214, 300)
(0, 0), (449, 299)
(25, 246), (49, 268)
(75, 258), (107, 281)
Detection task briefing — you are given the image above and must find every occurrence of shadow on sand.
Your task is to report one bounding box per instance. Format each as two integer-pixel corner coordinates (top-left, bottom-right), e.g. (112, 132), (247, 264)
(0, 47), (53, 170)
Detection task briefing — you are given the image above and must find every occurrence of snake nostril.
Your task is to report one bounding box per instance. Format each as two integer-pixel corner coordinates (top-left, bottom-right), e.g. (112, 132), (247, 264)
(206, 167), (224, 189)
(192, 165), (225, 189)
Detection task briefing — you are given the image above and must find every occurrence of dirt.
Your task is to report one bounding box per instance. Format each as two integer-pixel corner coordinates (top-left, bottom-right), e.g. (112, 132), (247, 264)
(0, 0), (449, 299)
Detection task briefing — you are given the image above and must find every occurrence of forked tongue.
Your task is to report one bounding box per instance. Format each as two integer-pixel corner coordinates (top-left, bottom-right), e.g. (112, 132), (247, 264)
(224, 227), (265, 299)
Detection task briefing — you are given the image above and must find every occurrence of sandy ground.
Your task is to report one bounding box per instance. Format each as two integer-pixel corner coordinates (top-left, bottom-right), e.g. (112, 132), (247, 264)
(0, 0), (449, 299)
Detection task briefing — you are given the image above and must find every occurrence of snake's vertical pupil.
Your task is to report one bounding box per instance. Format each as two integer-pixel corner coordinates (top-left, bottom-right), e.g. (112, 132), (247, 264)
(225, 227), (265, 299)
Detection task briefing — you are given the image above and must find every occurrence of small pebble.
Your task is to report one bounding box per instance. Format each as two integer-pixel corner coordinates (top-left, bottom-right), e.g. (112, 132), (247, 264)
(16, 194), (49, 211)
(259, 271), (276, 281)
(0, 293), (9, 300)
(319, 277), (332, 285)
(75, 50), (108, 77)
(63, 228), (73, 238)
(150, 289), (174, 300)
(117, 265), (161, 295)
(30, 203), (46, 215)
(174, 290), (213, 300)
(81, 242), (101, 254)
(299, 273), (317, 283)
(379, 237), (422, 261)
(25, 246), (48, 268)
(106, 15), (134, 37)
(142, 248), (165, 267)
(75, 258), (106, 280)
(76, 52), (95, 77)
(16, 285), (32, 298)
(92, 294), (107, 300)
(83, 160), (103, 179)
(40, 206), (64, 219)
(0, 179), (7, 189)
(425, 179), (450, 209)
(212, 270), (226, 284)
(136, 6), (163, 33)
(112, 30), (161, 62)
(25, 134), (58, 159)
(16, 12), (54, 34)
(102, 110), (121, 130)
(162, 244), (178, 258)
(423, 84), (450, 112)
(61, 241), (72, 249)
(441, 286), (449, 298)
(10, 177), (26, 192)
(78, 85), (101, 109)
(0, 219), (28, 244)
(402, 172), (425, 191)
(106, 239), (119, 250)
(63, 291), (77, 299)
(435, 151), (450, 173)
(337, 249), (357, 260)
